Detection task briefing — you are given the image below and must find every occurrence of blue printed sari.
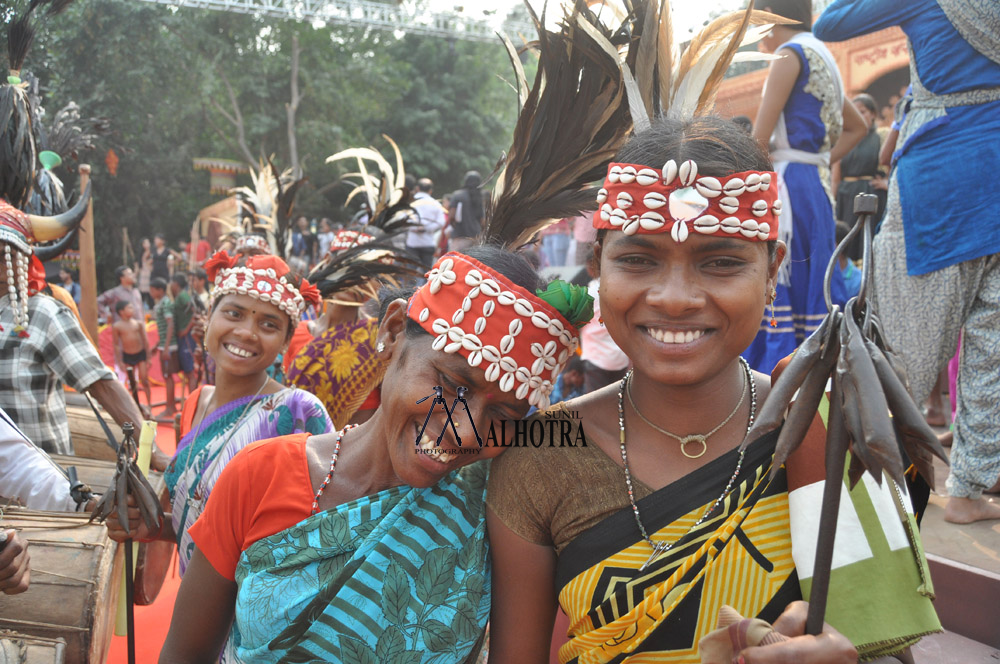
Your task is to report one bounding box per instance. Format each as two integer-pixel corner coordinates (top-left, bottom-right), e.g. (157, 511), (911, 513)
(224, 462), (491, 664)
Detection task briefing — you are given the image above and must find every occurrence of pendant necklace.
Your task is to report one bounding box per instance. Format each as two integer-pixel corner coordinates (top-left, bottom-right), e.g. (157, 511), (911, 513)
(626, 359), (747, 459)
(618, 357), (756, 571)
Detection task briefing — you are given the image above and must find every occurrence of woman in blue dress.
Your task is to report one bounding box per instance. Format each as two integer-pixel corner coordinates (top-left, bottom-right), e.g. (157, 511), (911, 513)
(743, 0), (866, 373)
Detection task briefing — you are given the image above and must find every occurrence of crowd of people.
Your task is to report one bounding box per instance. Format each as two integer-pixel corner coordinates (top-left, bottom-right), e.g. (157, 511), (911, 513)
(1, 0), (998, 662)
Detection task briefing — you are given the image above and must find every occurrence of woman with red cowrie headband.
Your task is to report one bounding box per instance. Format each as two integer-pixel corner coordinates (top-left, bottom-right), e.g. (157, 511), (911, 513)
(487, 116), (937, 664)
(106, 251), (334, 577)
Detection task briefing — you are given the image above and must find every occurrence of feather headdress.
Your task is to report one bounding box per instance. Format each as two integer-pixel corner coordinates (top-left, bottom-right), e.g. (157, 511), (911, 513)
(315, 137), (422, 300)
(230, 158), (306, 260)
(325, 135), (415, 237)
(621, 0), (794, 130)
(481, 0), (633, 249)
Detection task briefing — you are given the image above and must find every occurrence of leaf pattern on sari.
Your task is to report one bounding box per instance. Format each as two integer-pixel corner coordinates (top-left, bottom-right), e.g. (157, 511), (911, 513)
(450, 597), (481, 643)
(421, 619), (457, 653)
(339, 636), (378, 664)
(382, 559), (412, 626)
(376, 626), (407, 661)
(415, 548), (458, 605)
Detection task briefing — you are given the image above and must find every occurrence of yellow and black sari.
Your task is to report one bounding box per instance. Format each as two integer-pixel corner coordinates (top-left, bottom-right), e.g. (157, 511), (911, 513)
(555, 431), (798, 663)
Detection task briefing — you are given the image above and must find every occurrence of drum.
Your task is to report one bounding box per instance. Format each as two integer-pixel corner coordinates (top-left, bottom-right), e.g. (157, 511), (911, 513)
(0, 509), (119, 664)
(50, 455), (174, 605)
(0, 633), (67, 664)
(64, 405), (117, 462)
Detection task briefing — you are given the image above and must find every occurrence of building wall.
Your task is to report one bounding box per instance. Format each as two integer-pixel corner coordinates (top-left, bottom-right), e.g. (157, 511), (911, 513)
(714, 26), (909, 128)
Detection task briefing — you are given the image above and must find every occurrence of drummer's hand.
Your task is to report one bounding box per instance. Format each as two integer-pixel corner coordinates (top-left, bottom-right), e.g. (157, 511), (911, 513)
(0, 531), (30, 594)
(104, 493), (163, 543)
(739, 601), (858, 664)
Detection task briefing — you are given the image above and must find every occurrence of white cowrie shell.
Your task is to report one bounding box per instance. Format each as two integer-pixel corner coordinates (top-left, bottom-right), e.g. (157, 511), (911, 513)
(452, 309), (465, 324)
(610, 208), (628, 227)
(515, 367), (532, 383)
(432, 334), (448, 351)
(508, 319), (523, 335)
(718, 196), (740, 214)
(758, 222), (771, 238)
(548, 318), (564, 336)
(619, 165), (637, 184)
(622, 217), (641, 235)
(636, 168), (659, 186)
(447, 328), (463, 342)
(479, 279), (500, 297)
(462, 295), (473, 311)
(485, 363), (501, 382)
(532, 357), (547, 375)
(721, 216), (742, 233)
(643, 192), (667, 209)
(596, 188), (608, 204)
(558, 349), (570, 364)
(515, 383), (531, 400)
(482, 345), (501, 363)
(497, 291), (516, 306)
(474, 317), (487, 335)
(531, 311), (550, 328)
(499, 357), (518, 373)
(772, 200), (783, 215)
(544, 340), (557, 356)
(432, 319), (450, 334)
(740, 219), (760, 238)
(465, 269), (482, 285)
(760, 173), (772, 190)
(500, 335), (516, 354)
(693, 215), (721, 234)
(608, 165), (622, 184)
(467, 286), (481, 299)
(695, 176), (722, 199)
(482, 300), (495, 317)
(560, 331), (574, 347)
(671, 220), (690, 243)
(745, 173), (762, 192)
(723, 177), (746, 196)
(616, 191), (633, 209)
(662, 159), (678, 184)
(751, 200), (769, 217)
(418, 307), (430, 322)
(513, 298), (534, 317)
(600, 203), (613, 222)
(679, 160), (698, 186)
(639, 211), (666, 230)
(499, 373), (515, 393)
(461, 334), (483, 352)
(468, 351), (483, 367)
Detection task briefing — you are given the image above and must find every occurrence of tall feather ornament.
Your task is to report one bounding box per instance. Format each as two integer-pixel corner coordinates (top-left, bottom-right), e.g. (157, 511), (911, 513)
(481, 0), (632, 250)
(230, 158), (306, 260)
(621, 0), (792, 125)
(326, 135), (414, 237)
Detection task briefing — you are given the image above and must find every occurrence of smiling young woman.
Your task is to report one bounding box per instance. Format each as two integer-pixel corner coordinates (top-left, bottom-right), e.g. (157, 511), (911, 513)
(485, 116), (935, 664)
(105, 252), (334, 576)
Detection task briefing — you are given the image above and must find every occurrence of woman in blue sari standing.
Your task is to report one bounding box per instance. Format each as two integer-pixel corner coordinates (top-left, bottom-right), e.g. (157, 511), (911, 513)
(743, 0), (867, 373)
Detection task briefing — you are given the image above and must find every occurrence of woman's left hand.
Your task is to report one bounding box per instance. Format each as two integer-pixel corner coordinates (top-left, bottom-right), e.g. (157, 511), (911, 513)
(739, 601), (858, 664)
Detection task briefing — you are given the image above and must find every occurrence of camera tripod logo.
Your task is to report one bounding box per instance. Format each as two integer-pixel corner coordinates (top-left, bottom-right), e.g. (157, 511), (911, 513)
(415, 386), (483, 448)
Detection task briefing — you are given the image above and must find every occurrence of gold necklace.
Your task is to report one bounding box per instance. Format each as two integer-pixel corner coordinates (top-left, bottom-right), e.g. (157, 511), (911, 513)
(625, 359), (747, 459)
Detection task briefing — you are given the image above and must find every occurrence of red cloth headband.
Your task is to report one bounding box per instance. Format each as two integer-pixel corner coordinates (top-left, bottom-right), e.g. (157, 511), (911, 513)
(205, 251), (321, 320)
(407, 253), (580, 409)
(0, 199), (33, 255)
(592, 161), (781, 242)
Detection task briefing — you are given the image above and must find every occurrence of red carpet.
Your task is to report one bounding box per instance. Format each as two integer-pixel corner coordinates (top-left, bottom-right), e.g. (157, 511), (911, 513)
(106, 405), (180, 664)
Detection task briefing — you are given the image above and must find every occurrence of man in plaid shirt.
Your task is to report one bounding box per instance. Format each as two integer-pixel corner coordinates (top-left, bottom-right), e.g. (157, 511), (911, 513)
(0, 288), (168, 468)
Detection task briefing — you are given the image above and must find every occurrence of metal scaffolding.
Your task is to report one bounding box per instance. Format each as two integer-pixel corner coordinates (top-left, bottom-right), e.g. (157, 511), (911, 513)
(136, 0), (534, 43)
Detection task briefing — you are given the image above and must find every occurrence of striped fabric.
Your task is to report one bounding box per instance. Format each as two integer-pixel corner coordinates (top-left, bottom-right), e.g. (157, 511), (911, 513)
(224, 462), (491, 664)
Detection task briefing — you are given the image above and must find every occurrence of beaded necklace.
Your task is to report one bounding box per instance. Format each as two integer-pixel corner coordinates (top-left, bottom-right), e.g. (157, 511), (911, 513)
(618, 357), (756, 571)
(310, 424), (359, 515)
